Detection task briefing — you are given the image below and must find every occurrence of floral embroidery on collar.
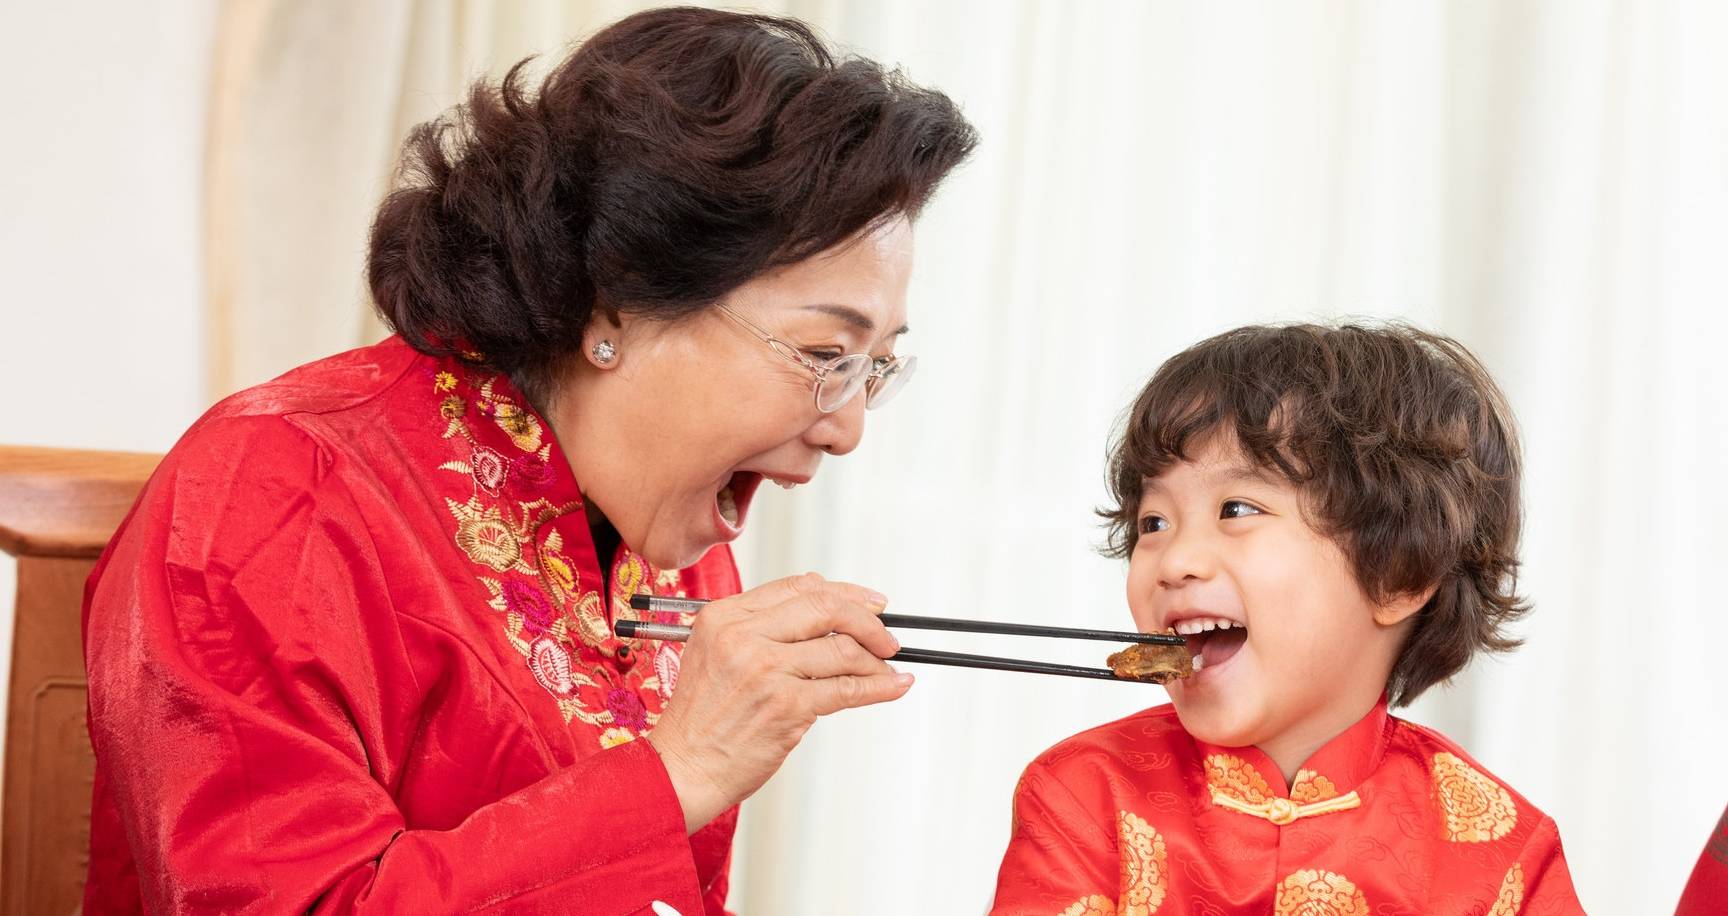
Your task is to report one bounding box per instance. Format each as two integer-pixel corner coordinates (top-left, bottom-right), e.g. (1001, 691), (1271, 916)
(431, 362), (692, 748)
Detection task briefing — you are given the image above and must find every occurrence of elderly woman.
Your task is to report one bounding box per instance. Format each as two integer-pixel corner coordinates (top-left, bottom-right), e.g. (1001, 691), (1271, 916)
(81, 8), (975, 914)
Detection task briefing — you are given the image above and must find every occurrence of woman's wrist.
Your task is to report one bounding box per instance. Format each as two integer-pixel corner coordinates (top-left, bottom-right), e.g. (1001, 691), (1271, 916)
(646, 731), (727, 835)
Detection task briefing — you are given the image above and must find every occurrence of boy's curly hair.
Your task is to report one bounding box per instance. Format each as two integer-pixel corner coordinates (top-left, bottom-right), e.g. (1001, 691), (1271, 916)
(1100, 322), (1528, 706)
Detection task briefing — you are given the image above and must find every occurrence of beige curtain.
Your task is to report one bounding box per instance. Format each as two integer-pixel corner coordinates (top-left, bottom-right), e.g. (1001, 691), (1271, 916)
(206, 3), (1728, 914)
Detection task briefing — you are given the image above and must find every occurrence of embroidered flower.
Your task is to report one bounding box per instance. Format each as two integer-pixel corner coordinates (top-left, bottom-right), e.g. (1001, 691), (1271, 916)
(1290, 769), (1340, 804)
(1060, 897), (1115, 916)
(433, 370), (458, 392)
(511, 454), (556, 492)
(1490, 863), (1524, 916)
(440, 394), (466, 419)
(469, 445), (508, 494)
(1205, 754), (1273, 805)
(1432, 752), (1518, 842)
(448, 498), (521, 571)
(1117, 810), (1168, 912)
(606, 688), (649, 732)
(654, 645), (683, 699)
(504, 578), (555, 635)
(1273, 869), (1367, 916)
(543, 552), (577, 598)
(572, 594), (611, 646)
(492, 403), (543, 451)
(599, 728), (636, 749)
(527, 636), (577, 699)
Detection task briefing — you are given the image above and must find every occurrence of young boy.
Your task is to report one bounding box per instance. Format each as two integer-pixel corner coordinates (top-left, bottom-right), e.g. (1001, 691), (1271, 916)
(991, 324), (1584, 915)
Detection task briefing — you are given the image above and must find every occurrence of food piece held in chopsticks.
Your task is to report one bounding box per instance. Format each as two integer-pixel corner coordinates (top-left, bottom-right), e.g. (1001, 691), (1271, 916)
(1106, 630), (1192, 684)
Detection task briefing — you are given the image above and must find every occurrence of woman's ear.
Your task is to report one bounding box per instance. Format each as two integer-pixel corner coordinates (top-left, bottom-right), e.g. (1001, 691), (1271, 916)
(581, 306), (627, 369)
(1374, 584), (1438, 627)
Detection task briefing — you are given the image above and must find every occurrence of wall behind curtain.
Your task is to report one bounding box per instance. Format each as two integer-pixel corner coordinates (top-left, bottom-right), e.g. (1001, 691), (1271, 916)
(0, 0), (219, 769)
(14, 2), (1722, 914)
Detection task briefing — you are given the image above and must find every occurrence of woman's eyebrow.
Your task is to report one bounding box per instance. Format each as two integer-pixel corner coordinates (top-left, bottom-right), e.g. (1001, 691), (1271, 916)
(801, 303), (910, 336)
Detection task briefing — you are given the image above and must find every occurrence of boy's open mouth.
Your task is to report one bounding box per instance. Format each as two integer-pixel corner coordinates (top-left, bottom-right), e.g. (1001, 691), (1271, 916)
(1170, 616), (1248, 672)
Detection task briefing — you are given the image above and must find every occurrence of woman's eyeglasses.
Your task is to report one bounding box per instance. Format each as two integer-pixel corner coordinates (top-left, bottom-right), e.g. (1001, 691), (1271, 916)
(717, 304), (917, 413)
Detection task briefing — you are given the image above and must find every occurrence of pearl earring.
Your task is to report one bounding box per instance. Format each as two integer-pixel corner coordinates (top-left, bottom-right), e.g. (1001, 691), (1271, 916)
(592, 340), (617, 364)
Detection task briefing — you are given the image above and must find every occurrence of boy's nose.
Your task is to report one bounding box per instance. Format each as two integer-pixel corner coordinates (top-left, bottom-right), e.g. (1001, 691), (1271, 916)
(1156, 528), (1217, 588)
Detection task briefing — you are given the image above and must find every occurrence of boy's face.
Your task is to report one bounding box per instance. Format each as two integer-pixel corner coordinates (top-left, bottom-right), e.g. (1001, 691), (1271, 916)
(1126, 434), (1424, 764)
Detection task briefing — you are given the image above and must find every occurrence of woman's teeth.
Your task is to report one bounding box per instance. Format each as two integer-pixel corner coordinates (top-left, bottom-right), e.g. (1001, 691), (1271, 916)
(718, 484), (739, 525)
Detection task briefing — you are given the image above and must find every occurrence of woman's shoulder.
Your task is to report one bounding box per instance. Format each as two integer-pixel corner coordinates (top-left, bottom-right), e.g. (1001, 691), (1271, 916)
(201, 336), (424, 426)
(153, 337), (429, 482)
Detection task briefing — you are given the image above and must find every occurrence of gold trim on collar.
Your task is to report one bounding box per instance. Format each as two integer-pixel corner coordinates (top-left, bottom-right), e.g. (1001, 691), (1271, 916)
(1209, 789), (1362, 825)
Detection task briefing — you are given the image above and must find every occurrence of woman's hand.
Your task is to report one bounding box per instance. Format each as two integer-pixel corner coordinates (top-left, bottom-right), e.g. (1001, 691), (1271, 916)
(645, 572), (912, 833)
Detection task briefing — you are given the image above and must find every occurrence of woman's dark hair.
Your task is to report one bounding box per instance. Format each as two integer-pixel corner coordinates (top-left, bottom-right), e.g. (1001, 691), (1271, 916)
(1100, 323), (1528, 706)
(366, 6), (977, 397)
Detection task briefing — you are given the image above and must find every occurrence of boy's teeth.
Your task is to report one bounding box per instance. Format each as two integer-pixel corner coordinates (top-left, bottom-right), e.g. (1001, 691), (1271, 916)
(1173, 616), (1242, 635)
(1191, 654), (1206, 671)
(718, 484), (739, 525)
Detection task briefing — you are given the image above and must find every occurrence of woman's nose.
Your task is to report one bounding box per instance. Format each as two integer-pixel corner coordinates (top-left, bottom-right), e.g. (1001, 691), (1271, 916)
(805, 394), (867, 456)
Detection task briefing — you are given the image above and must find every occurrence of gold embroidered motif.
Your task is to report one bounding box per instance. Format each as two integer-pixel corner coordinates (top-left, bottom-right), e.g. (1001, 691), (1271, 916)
(1117, 811), (1167, 914)
(1432, 752), (1517, 842)
(447, 498), (524, 571)
(1273, 869), (1368, 916)
(1291, 769), (1340, 803)
(1489, 863), (1523, 915)
(479, 377), (544, 451)
(1204, 754), (1273, 805)
(1060, 896), (1115, 916)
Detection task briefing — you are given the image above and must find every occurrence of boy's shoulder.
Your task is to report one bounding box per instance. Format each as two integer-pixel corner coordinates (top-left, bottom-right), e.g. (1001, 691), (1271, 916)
(1386, 713), (1557, 828)
(1021, 703), (1194, 784)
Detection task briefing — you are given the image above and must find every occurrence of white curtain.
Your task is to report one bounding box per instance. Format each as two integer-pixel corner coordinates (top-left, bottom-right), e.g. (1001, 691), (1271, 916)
(204, 3), (1728, 914)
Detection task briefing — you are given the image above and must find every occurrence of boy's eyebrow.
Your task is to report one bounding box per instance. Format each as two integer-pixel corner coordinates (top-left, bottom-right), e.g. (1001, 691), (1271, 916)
(1216, 464), (1281, 487)
(1142, 463), (1280, 495)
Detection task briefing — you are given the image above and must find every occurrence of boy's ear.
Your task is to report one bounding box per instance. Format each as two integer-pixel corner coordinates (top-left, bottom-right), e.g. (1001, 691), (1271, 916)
(1373, 584), (1438, 628)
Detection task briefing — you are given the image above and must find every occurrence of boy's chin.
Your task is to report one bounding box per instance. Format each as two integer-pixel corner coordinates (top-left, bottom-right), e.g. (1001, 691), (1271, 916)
(1170, 694), (1264, 750)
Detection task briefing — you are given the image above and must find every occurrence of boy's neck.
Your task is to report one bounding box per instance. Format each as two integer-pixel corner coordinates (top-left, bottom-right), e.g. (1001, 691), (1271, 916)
(1256, 693), (1383, 787)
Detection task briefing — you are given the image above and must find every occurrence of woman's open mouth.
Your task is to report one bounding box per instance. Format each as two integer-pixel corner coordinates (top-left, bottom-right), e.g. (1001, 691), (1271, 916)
(714, 471), (765, 537)
(1171, 616), (1249, 676)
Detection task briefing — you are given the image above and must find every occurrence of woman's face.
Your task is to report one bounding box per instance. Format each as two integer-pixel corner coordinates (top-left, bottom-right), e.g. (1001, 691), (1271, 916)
(555, 217), (915, 570)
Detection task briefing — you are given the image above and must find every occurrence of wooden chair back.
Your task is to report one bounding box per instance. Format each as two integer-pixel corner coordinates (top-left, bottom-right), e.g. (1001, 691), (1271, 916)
(0, 446), (159, 916)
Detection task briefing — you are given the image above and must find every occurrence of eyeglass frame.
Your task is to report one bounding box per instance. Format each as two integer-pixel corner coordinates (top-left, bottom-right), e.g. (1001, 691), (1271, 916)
(715, 303), (915, 413)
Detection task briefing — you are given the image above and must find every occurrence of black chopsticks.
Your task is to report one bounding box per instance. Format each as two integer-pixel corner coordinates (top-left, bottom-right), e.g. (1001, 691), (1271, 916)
(618, 594), (1185, 684)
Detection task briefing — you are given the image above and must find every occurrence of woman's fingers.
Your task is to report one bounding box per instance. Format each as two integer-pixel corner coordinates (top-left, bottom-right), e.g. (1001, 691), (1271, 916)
(784, 632), (896, 680)
(755, 582), (900, 659)
(807, 671), (915, 717)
